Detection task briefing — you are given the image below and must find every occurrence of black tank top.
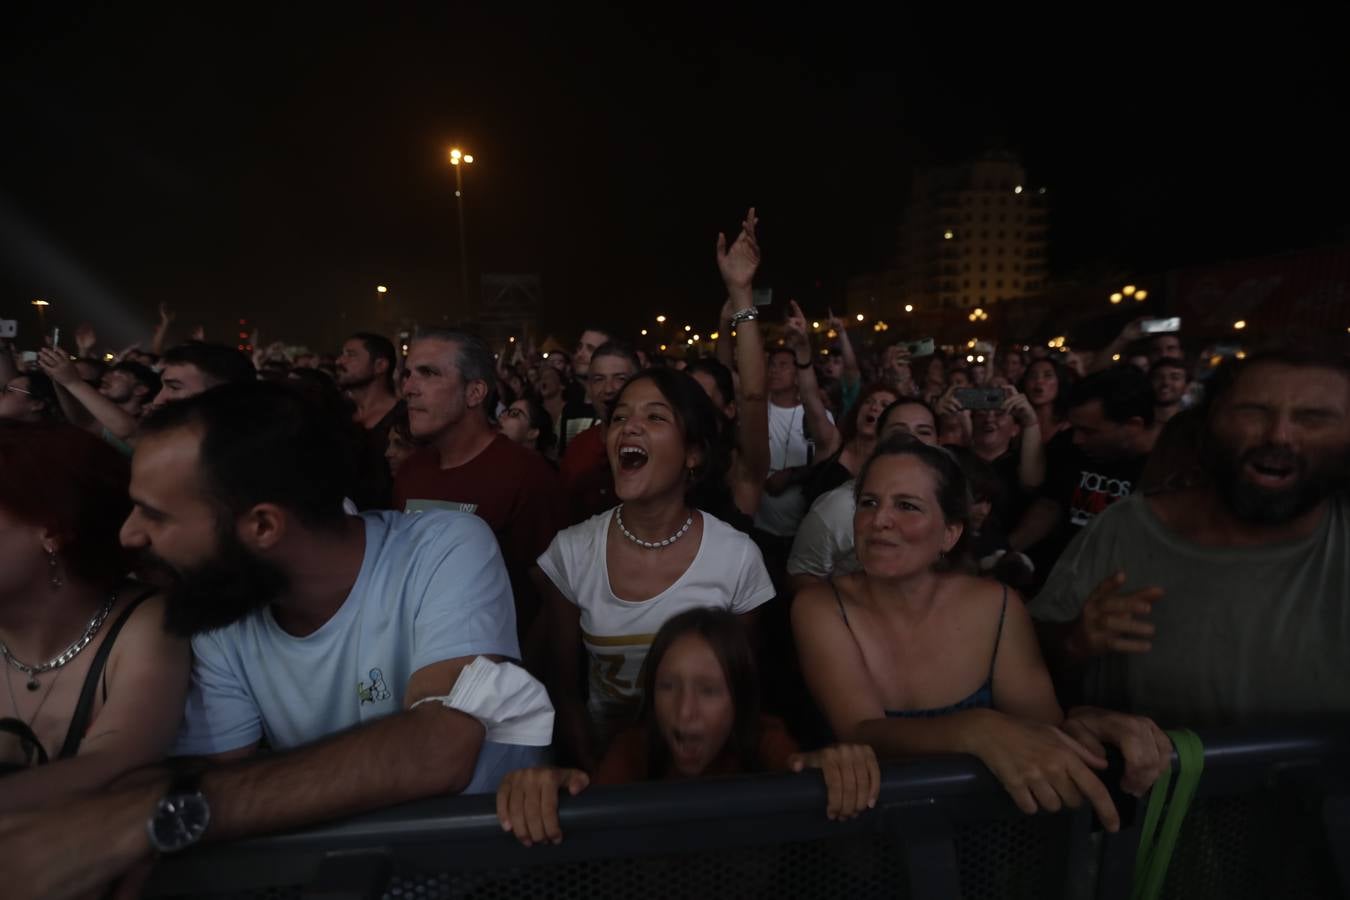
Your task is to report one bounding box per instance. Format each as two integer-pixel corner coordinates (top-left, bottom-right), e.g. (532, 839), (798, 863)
(0, 591), (150, 775)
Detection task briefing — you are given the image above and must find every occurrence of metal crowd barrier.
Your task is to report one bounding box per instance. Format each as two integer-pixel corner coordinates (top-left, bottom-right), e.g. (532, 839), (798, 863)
(145, 723), (1350, 900)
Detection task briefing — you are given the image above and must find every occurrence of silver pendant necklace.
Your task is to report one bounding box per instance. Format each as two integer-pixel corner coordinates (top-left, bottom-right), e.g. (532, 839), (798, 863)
(1, 595), (116, 691)
(616, 506), (693, 550)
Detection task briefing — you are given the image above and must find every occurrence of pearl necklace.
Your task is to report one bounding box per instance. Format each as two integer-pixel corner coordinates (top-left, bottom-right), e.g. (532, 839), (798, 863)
(616, 506), (694, 550)
(0, 595), (115, 691)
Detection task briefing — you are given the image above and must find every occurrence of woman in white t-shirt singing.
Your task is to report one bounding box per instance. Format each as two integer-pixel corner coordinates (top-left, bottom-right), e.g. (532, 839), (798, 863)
(535, 368), (776, 772)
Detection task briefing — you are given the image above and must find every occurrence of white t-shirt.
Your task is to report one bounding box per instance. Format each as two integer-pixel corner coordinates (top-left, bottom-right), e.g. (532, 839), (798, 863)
(174, 510), (545, 793)
(536, 508), (776, 730)
(755, 402), (834, 537)
(787, 480), (862, 579)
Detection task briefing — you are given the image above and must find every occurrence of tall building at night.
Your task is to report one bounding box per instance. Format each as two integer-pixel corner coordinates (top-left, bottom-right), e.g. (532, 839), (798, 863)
(849, 153), (1049, 320)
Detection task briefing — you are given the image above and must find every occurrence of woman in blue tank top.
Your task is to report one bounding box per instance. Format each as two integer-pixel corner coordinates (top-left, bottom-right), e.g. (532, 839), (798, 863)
(792, 436), (1170, 832)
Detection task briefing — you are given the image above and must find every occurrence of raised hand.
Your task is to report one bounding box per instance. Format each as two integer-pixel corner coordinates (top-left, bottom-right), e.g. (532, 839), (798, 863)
(715, 207), (761, 293)
(825, 307), (847, 334)
(1068, 571), (1164, 660)
(158, 303), (175, 326)
(37, 347), (81, 387)
(784, 300), (810, 347)
(75, 324), (98, 357)
(1002, 387), (1038, 429)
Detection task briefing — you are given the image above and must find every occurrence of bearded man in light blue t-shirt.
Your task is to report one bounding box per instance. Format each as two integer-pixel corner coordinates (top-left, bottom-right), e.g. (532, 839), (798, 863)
(107, 382), (550, 859)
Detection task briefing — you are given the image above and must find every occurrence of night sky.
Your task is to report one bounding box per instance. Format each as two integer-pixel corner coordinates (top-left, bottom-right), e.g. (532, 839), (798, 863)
(2, 6), (1346, 352)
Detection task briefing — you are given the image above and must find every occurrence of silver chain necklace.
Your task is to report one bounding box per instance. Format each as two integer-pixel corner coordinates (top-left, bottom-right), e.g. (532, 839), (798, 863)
(1, 595), (115, 691)
(615, 506), (693, 550)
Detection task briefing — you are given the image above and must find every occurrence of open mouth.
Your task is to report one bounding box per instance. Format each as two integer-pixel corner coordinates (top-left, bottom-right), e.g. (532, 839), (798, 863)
(670, 730), (705, 759)
(618, 445), (649, 471)
(1244, 458), (1297, 489)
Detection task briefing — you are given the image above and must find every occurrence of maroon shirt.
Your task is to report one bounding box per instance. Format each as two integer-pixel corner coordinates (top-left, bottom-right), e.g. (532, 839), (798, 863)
(394, 434), (567, 635)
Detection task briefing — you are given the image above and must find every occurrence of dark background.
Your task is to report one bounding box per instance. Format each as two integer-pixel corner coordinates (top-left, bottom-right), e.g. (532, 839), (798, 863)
(2, 5), (1346, 350)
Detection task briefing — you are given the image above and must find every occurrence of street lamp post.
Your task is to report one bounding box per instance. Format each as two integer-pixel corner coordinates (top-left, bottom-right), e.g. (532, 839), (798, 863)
(448, 148), (476, 317)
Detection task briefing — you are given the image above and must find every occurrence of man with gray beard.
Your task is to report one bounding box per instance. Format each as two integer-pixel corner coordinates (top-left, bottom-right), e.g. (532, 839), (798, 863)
(1030, 348), (1350, 726)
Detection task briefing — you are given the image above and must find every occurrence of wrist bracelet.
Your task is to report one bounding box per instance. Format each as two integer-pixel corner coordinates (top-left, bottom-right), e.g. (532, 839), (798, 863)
(729, 307), (759, 325)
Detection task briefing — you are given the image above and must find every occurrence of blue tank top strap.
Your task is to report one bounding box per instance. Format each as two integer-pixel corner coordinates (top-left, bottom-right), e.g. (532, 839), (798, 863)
(884, 584), (1006, 719)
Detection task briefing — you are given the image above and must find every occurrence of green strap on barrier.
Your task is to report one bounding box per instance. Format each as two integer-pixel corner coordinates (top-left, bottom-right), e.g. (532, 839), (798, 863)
(1130, 728), (1204, 900)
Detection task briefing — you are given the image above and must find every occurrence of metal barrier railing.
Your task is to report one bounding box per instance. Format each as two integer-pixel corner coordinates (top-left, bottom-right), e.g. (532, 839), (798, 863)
(145, 723), (1350, 900)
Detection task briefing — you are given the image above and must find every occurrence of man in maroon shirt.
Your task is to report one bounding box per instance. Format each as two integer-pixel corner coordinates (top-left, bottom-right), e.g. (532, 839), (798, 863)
(558, 340), (640, 523)
(395, 330), (566, 651)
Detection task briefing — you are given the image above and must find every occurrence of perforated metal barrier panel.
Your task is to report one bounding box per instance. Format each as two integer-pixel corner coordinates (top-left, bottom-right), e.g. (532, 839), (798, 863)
(146, 726), (1350, 900)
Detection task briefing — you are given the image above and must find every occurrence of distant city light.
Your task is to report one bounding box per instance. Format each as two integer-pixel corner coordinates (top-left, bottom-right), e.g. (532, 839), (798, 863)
(1135, 290), (1149, 301)
(1110, 293), (1123, 304)
(1123, 285), (1136, 296)
(656, 315), (667, 323)
(1014, 185), (1023, 194)
(710, 332), (719, 340)
(856, 313), (865, 322)
(1112, 354), (1122, 361)
(1234, 320), (1247, 330)
(904, 304), (914, 313)
(684, 324), (691, 332)
(943, 230), (954, 240)
(376, 285), (388, 293)
(640, 328), (648, 336)
(812, 321), (820, 330)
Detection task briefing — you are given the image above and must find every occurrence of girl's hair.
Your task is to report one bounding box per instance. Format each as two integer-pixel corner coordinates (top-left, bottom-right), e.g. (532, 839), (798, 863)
(639, 607), (761, 777)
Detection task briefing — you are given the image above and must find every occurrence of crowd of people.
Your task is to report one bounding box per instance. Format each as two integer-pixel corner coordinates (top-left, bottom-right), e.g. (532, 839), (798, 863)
(0, 207), (1347, 897)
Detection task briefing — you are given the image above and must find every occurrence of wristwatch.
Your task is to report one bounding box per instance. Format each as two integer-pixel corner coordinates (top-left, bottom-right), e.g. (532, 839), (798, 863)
(729, 307), (759, 325)
(146, 771), (211, 854)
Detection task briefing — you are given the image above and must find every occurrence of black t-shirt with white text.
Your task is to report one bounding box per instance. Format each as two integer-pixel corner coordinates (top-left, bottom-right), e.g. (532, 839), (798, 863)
(1032, 430), (1148, 575)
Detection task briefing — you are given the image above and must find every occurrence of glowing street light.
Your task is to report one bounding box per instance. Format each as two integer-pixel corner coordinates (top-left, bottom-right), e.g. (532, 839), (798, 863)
(1234, 320), (1247, 330)
(1110, 293), (1123, 304)
(855, 313), (865, 322)
(943, 230), (954, 240)
(904, 304), (914, 313)
(1123, 285), (1136, 296)
(640, 328), (648, 336)
(1014, 185), (1024, 195)
(1134, 290), (1148, 301)
(656, 315), (667, 324)
(812, 321), (820, 330)
(683, 324), (691, 332)
(31, 299), (49, 308)
(447, 147), (477, 311)
(710, 332), (719, 341)
(376, 285), (388, 294)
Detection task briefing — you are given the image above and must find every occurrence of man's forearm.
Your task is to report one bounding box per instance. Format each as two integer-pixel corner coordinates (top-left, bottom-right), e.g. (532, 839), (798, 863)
(1017, 424), (1046, 489)
(201, 705), (484, 843)
(59, 378), (140, 439)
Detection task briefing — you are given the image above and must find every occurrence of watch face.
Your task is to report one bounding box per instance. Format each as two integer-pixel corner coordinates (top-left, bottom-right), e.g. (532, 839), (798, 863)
(151, 793), (211, 853)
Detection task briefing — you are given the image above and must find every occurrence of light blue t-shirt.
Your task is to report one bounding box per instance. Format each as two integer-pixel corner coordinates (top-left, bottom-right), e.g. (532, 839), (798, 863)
(174, 509), (543, 793)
